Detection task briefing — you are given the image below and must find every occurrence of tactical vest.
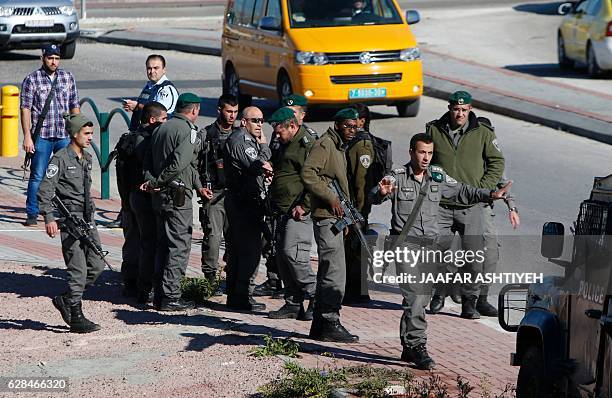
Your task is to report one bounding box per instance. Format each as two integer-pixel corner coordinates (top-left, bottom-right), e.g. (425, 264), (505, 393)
(199, 123), (233, 189)
(129, 80), (176, 131)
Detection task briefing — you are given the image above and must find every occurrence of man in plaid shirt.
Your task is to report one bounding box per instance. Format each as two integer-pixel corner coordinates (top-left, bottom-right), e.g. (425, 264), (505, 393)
(21, 44), (80, 226)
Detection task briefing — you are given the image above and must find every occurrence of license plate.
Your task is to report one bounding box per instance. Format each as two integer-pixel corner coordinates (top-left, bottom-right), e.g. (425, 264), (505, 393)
(25, 20), (54, 28)
(348, 88), (387, 99)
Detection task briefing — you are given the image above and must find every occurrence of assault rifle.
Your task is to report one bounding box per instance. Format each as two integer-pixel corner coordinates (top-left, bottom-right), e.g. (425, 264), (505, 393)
(51, 196), (115, 271)
(329, 180), (374, 265)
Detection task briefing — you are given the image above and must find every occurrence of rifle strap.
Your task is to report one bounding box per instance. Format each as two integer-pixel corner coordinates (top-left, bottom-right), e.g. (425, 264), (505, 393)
(392, 173), (430, 249)
(83, 158), (92, 222)
(32, 75), (59, 142)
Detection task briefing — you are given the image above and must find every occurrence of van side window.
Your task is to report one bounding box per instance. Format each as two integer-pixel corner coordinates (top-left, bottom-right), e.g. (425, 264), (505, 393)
(376, 0), (396, 19)
(267, 0), (282, 20)
(253, 0), (266, 26)
(236, 0), (256, 26)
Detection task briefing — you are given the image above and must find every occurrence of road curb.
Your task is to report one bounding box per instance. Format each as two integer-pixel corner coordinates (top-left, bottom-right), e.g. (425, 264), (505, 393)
(89, 33), (221, 56)
(424, 75), (612, 144)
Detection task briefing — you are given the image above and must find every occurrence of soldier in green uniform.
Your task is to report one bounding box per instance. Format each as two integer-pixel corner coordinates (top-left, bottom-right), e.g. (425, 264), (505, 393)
(426, 91), (505, 319)
(124, 102), (168, 303)
(143, 92), (212, 311)
(301, 108), (360, 343)
(344, 103), (375, 303)
(253, 94), (317, 298)
(370, 133), (510, 369)
(38, 114), (105, 333)
(266, 107), (317, 320)
(198, 94), (239, 293)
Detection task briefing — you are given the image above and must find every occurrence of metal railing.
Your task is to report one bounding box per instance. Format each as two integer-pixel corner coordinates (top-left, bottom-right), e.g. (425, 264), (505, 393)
(79, 97), (130, 199)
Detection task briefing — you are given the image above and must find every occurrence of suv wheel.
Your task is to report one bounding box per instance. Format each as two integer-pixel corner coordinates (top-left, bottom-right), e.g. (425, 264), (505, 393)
(557, 34), (572, 69)
(516, 345), (553, 398)
(396, 98), (420, 118)
(277, 73), (293, 106)
(223, 66), (252, 109)
(61, 41), (76, 59)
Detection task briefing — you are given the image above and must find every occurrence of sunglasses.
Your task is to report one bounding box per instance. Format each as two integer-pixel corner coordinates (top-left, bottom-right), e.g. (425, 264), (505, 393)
(247, 118), (265, 124)
(342, 123), (358, 130)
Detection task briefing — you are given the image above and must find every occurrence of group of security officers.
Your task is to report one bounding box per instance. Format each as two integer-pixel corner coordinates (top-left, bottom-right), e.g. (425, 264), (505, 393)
(42, 84), (519, 371)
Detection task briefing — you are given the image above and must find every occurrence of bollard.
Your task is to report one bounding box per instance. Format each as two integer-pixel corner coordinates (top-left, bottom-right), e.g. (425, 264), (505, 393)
(1, 85), (20, 157)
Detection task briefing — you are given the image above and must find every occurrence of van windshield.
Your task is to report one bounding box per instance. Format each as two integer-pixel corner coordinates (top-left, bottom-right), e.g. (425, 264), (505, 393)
(288, 0), (403, 28)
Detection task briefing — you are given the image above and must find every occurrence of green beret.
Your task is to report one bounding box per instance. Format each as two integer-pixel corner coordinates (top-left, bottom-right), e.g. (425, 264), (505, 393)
(63, 113), (93, 137)
(176, 92), (201, 108)
(448, 91), (472, 105)
(282, 94), (308, 107)
(334, 107), (359, 121)
(268, 107), (297, 124)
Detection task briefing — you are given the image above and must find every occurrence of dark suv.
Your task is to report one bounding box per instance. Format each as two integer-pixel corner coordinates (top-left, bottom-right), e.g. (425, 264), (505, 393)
(0, 0), (79, 58)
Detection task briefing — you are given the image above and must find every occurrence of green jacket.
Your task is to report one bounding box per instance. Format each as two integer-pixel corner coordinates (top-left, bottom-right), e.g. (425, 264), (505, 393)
(427, 111), (504, 208)
(270, 126), (315, 214)
(302, 127), (349, 219)
(346, 132), (375, 217)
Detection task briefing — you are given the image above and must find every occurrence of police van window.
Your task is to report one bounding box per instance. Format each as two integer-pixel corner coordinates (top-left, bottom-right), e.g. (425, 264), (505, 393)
(266, 0), (282, 20)
(288, 0), (402, 28)
(236, 0), (256, 26)
(253, 0), (266, 26)
(586, 0), (601, 15)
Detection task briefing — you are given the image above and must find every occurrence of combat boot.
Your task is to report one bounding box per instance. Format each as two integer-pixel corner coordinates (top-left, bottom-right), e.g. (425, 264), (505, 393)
(69, 302), (101, 333)
(298, 300), (314, 321)
(429, 295), (445, 314)
(252, 279), (277, 297)
(204, 273), (223, 297)
(317, 319), (359, 343)
(52, 294), (71, 325)
(401, 344), (436, 370)
(268, 303), (301, 319)
(460, 296), (481, 319)
(476, 296), (498, 317)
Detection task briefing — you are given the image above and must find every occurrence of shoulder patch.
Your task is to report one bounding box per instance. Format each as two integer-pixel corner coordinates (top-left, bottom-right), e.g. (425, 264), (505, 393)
(492, 138), (502, 152)
(46, 163), (59, 179)
(245, 147), (258, 159)
(445, 174), (458, 185)
(359, 154), (371, 169)
(190, 128), (198, 144)
(300, 136), (310, 145)
(393, 167), (406, 174)
(431, 172), (444, 183)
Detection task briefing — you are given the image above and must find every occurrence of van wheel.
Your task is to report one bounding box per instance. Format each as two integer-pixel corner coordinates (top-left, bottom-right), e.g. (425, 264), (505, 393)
(60, 41), (76, 59)
(224, 66), (252, 109)
(587, 43), (603, 78)
(557, 34), (573, 69)
(396, 98), (420, 117)
(517, 346), (552, 398)
(277, 73), (293, 106)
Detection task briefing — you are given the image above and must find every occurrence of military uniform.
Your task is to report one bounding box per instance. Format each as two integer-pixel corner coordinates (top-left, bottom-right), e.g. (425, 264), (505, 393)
(198, 120), (236, 281)
(344, 131), (375, 301)
(223, 127), (271, 305)
(38, 113), (104, 333)
(427, 102), (504, 312)
(302, 125), (351, 328)
(125, 123), (160, 301)
(268, 114), (317, 317)
(145, 107), (203, 308)
(369, 163), (492, 366)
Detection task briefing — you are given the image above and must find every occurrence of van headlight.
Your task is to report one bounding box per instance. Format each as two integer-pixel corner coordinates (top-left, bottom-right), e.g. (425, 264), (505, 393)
(59, 6), (76, 16)
(399, 47), (421, 61)
(295, 51), (328, 65)
(0, 7), (15, 16)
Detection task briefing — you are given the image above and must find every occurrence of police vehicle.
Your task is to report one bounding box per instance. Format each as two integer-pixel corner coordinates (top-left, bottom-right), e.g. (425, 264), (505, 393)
(499, 175), (612, 397)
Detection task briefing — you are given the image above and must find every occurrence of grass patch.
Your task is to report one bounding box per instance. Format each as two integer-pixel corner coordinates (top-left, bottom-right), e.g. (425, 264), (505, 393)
(250, 335), (300, 358)
(257, 363), (517, 398)
(180, 276), (220, 304)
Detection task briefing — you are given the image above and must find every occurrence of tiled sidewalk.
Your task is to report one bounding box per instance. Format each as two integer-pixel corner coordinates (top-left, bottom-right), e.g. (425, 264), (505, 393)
(0, 157), (518, 394)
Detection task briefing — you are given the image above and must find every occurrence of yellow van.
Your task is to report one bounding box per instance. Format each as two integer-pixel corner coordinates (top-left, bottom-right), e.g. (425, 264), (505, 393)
(221, 0), (423, 117)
